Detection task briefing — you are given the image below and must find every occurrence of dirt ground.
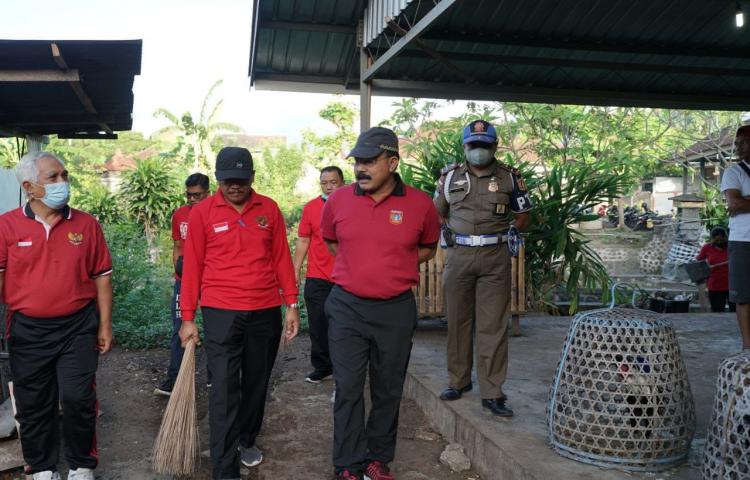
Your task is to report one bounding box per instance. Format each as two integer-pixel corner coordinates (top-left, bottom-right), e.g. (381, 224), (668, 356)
(15, 337), (479, 479)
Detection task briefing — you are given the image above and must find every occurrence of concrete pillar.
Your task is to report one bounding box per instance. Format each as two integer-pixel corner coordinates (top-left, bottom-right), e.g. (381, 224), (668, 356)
(359, 47), (372, 133)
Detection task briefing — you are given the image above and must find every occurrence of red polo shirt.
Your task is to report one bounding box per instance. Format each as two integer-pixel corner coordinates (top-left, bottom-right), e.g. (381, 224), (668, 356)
(180, 190), (298, 321)
(320, 176), (440, 299)
(298, 196), (334, 282)
(0, 204), (112, 318)
(171, 204), (191, 280)
(172, 204), (191, 242)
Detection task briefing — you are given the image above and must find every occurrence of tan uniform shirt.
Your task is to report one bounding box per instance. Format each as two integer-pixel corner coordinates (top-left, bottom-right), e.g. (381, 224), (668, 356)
(435, 161), (531, 235)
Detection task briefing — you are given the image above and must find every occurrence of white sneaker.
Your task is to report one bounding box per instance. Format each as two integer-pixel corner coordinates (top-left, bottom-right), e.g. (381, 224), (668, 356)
(67, 468), (94, 480)
(32, 472), (61, 480)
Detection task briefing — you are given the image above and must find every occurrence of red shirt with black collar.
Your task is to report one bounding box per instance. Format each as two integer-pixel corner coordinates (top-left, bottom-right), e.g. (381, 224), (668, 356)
(320, 175), (441, 299)
(0, 203), (112, 318)
(179, 190), (298, 321)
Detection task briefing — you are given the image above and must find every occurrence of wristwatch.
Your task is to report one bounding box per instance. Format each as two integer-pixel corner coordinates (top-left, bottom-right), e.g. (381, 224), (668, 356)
(287, 303), (299, 309)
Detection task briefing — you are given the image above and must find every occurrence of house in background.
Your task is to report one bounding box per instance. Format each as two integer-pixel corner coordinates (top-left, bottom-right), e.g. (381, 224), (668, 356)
(674, 127), (737, 195)
(99, 147), (158, 192)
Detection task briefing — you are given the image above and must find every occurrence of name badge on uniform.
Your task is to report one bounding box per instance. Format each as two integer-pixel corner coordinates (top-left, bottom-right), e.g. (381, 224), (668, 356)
(213, 222), (229, 233)
(17, 240), (32, 247)
(495, 204), (507, 214)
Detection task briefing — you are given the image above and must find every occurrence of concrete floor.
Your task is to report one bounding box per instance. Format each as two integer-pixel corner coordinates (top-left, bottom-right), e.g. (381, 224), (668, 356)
(405, 312), (742, 480)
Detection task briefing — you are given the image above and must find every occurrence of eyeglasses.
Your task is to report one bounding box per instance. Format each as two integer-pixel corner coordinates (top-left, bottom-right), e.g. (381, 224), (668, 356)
(221, 179), (251, 187)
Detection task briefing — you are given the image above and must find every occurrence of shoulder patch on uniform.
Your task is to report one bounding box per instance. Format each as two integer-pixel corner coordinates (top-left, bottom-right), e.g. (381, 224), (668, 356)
(497, 163), (528, 192)
(440, 163), (459, 175)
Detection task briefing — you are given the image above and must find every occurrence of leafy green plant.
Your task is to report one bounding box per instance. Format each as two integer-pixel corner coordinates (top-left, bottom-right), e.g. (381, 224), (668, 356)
(700, 182), (728, 234)
(104, 223), (173, 349)
(73, 182), (124, 224)
(118, 157), (182, 243)
(515, 159), (629, 313)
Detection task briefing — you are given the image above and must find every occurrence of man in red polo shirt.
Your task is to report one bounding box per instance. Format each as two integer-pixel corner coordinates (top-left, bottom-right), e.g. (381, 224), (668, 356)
(0, 151), (112, 480)
(155, 172), (210, 396)
(293, 165), (345, 383)
(321, 127), (441, 480)
(178, 147), (299, 479)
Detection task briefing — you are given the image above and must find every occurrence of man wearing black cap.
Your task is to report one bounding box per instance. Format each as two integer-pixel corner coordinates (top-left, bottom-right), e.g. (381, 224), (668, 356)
(721, 125), (750, 349)
(179, 146), (300, 479)
(321, 127), (441, 480)
(435, 120), (532, 417)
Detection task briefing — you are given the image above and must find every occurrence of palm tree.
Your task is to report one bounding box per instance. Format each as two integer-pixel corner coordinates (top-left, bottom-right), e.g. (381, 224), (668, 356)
(153, 80), (243, 172)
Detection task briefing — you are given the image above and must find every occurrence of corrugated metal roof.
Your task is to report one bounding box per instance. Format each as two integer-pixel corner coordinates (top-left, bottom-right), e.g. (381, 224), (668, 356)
(0, 39), (142, 138)
(250, 0), (750, 110)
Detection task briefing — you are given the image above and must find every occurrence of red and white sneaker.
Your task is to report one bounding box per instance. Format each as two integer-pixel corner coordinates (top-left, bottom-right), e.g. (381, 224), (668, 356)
(364, 461), (395, 480)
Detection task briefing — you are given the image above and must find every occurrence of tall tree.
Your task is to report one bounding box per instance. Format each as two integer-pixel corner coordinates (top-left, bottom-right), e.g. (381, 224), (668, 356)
(153, 79), (243, 172)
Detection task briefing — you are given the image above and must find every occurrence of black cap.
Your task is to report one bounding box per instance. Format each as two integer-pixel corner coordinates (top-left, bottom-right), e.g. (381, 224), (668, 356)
(215, 147), (253, 181)
(348, 127), (399, 159)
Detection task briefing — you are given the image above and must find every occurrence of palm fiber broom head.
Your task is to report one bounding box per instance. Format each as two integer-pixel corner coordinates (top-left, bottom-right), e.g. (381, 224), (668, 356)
(152, 339), (199, 475)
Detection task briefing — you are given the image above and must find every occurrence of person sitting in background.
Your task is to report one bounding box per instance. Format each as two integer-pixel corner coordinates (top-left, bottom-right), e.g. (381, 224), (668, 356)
(696, 226), (735, 313)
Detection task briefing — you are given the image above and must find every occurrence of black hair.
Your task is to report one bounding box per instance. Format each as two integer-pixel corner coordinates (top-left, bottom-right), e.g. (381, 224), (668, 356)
(185, 173), (210, 190)
(320, 166), (344, 181)
(711, 226), (728, 237)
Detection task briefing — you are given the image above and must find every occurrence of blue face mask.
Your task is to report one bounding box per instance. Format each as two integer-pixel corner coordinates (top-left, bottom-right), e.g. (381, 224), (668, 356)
(464, 147), (494, 167)
(37, 181), (70, 209)
(321, 193), (329, 201)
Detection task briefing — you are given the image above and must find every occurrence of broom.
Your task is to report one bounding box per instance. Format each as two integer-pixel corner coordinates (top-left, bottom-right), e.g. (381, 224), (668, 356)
(152, 339), (199, 476)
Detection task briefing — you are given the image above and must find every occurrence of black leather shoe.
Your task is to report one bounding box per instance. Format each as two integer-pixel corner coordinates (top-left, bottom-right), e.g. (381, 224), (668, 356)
(440, 384), (472, 401)
(482, 398), (514, 417)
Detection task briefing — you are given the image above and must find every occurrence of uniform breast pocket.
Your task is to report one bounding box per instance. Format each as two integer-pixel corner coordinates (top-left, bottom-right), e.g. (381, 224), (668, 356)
(492, 193), (511, 215)
(8, 239), (38, 270)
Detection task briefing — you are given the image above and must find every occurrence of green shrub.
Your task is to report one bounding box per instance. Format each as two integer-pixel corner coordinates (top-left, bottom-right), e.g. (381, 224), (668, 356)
(105, 223), (173, 349)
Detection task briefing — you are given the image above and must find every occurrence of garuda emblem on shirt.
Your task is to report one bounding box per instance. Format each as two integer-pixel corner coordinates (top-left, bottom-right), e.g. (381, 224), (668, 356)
(68, 232), (83, 246)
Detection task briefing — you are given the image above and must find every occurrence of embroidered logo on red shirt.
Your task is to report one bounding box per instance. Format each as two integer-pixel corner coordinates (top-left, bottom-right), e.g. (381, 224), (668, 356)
(17, 238), (32, 247)
(256, 215), (269, 228)
(68, 232), (83, 246)
(179, 221), (188, 240)
(213, 222), (229, 233)
(389, 210), (404, 225)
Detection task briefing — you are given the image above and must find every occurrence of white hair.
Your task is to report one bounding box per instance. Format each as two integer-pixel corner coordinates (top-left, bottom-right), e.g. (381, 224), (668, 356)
(15, 151), (64, 185)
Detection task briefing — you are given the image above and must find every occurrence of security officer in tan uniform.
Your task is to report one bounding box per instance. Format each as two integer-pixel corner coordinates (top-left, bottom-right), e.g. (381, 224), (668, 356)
(435, 119), (532, 417)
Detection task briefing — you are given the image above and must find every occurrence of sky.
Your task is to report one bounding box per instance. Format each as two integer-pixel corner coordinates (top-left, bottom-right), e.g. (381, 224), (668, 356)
(0, 0), (479, 143)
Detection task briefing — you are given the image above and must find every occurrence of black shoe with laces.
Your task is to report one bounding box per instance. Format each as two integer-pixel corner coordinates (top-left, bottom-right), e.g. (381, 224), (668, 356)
(439, 383), (472, 401)
(482, 398), (514, 417)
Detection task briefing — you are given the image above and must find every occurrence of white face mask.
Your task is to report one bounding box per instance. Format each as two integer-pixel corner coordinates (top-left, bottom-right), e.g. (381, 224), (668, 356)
(464, 146), (494, 167)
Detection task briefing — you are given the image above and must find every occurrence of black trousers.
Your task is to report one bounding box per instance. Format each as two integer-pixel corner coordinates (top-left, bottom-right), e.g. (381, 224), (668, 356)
(167, 279), (183, 382)
(708, 290), (737, 313)
(325, 286), (417, 474)
(202, 306), (282, 479)
(304, 278), (334, 373)
(8, 302), (99, 474)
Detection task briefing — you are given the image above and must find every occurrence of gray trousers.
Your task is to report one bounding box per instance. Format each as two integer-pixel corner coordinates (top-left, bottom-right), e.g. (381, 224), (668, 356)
(325, 285), (417, 474)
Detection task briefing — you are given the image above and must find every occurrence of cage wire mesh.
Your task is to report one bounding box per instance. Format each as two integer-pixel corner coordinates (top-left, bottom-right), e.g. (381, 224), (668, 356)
(547, 305), (695, 471)
(702, 351), (750, 479)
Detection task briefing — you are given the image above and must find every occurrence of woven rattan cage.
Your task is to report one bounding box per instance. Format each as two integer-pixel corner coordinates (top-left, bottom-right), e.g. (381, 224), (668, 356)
(547, 307), (696, 471)
(702, 351), (750, 479)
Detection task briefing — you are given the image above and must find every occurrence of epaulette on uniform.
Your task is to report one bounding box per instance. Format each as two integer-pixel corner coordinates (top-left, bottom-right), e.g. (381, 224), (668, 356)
(440, 163), (459, 175)
(497, 163), (528, 192)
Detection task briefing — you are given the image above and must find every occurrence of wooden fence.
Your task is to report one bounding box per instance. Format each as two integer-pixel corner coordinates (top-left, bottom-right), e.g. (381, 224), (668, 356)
(415, 244), (526, 335)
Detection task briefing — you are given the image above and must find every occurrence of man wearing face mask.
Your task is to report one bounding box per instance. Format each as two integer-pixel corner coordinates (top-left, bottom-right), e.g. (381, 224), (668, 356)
(435, 120), (532, 417)
(321, 127), (441, 480)
(0, 152), (113, 480)
(178, 146), (299, 479)
(293, 166), (345, 383)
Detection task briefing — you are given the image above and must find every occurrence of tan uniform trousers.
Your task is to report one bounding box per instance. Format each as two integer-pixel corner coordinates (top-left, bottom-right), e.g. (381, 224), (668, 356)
(444, 242), (511, 399)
